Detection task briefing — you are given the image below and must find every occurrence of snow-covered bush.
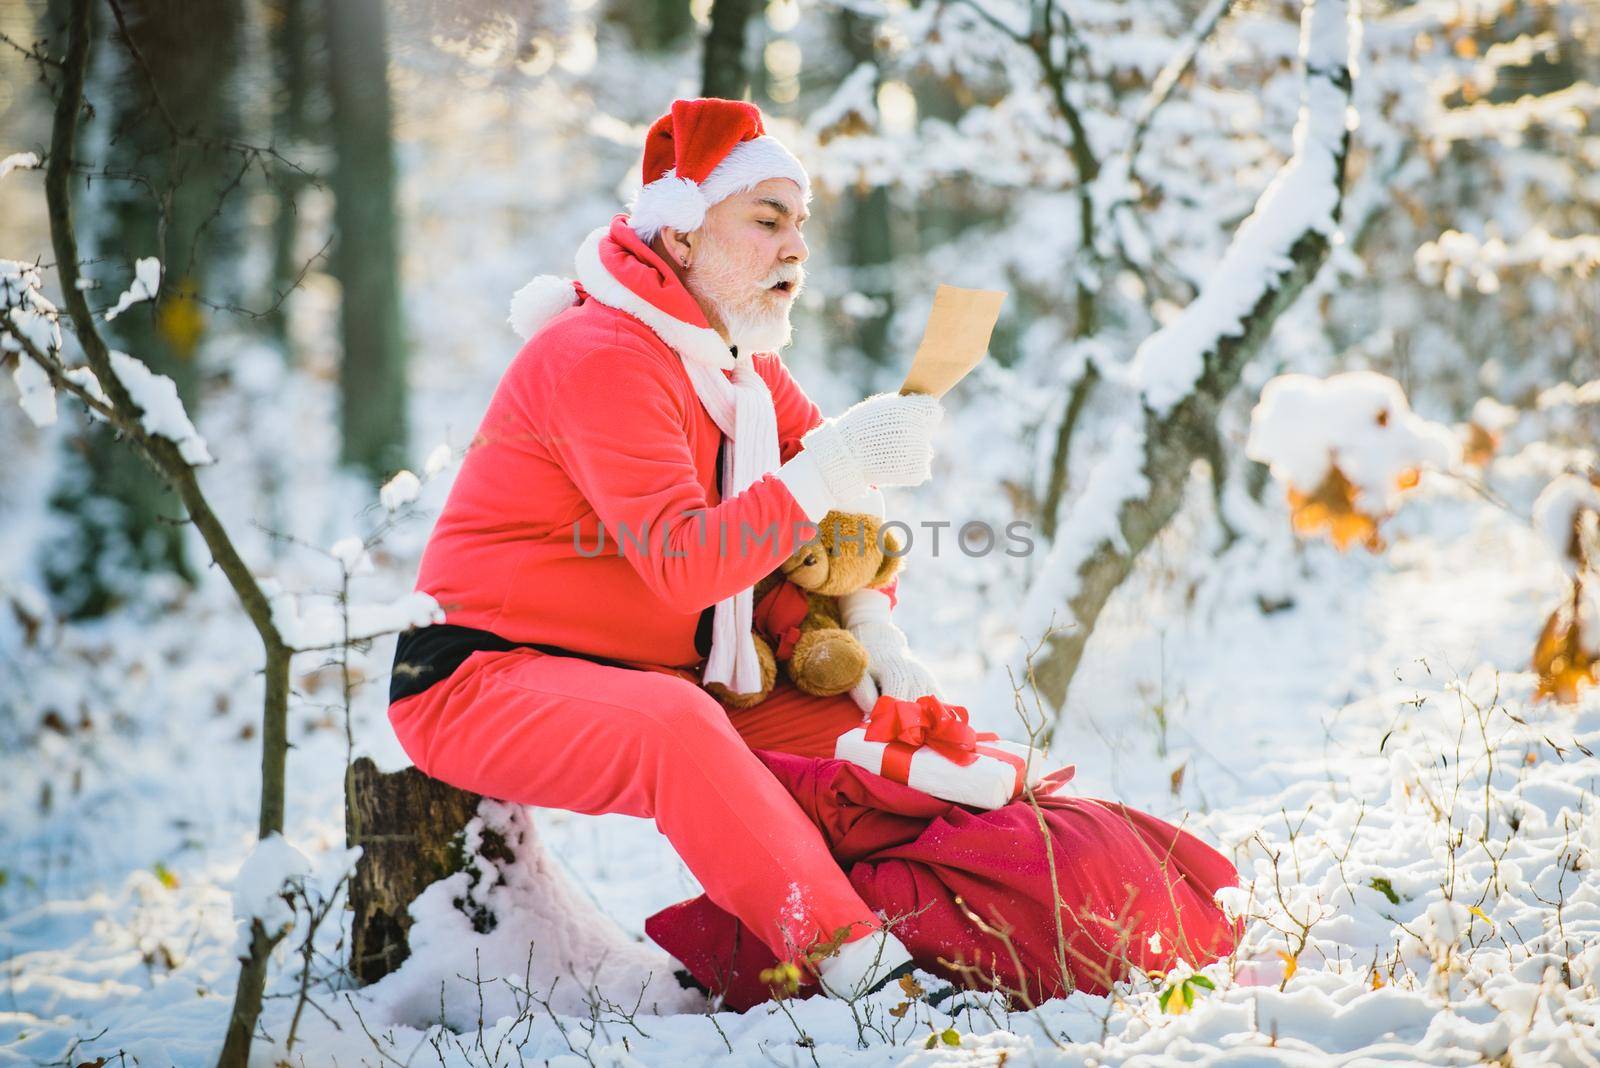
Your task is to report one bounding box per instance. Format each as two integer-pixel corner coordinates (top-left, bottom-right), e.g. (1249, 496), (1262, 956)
(1247, 370), (1457, 550)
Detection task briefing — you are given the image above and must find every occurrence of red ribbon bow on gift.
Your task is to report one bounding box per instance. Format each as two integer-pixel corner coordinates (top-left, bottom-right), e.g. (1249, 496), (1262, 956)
(859, 694), (1078, 804)
(864, 694), (983, 767)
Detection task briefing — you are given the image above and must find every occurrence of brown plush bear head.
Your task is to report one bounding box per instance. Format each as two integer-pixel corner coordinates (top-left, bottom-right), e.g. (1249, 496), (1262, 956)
(779, 511), (902, 597)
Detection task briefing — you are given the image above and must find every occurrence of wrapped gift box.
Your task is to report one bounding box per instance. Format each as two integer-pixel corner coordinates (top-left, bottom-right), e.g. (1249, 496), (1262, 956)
(834, 725), (1064, 810)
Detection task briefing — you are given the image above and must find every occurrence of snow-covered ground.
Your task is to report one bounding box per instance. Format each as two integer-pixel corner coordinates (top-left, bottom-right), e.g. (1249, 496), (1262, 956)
(5, 33), (1599, 1063)
(5, 344), (1599, 1065)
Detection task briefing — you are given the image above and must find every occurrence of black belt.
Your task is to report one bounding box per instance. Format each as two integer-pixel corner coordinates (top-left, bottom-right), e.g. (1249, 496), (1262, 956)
(389, 609), (716, 704)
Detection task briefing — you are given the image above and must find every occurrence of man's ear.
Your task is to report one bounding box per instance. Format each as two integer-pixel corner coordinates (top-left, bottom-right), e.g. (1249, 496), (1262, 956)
(657, 226), (693, 271)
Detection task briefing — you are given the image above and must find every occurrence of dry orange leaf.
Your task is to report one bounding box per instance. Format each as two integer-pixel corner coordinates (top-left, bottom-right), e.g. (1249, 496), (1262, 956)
(1287, 464), (1423, 552)
(1532, 587), (1598, 704)
(1277, 950), (1298, 981)
(1287, 467), (1383, 552)
(1461, 423), (1499, 467)
(815, 108), (874, 146)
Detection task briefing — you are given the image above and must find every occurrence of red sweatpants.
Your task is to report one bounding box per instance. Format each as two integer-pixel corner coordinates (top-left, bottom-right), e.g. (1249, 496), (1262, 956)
(387, 647), (880, 965)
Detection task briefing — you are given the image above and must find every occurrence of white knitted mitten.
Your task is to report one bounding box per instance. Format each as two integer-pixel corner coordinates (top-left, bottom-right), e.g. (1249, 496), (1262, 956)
(839, 587), (943, 714)
(777, 393), (943, 520)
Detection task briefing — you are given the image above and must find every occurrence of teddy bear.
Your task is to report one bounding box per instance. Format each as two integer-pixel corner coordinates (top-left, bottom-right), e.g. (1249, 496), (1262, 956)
(705, 510), (903, 709)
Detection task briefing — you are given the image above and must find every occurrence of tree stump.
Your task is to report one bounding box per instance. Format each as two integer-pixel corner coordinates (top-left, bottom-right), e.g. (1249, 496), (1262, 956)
(344, 756), (483, 984)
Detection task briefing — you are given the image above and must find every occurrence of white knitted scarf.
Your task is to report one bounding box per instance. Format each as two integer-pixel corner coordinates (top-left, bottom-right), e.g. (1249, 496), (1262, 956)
(681, 356), (782, 695)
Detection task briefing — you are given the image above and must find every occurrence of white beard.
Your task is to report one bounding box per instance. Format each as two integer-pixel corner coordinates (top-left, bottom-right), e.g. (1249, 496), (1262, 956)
(709, 293), (794, 355)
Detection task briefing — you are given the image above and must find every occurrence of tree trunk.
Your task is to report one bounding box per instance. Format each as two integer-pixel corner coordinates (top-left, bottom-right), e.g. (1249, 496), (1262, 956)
(345, 756), (483, 983)
(45, 0), (244, 619)
(610, 0), (694, 53)
(324, 0), (408, 481)
(266, 0), (319, 348)
(700, 0), (754, 99)
(837, 8), (895, 368)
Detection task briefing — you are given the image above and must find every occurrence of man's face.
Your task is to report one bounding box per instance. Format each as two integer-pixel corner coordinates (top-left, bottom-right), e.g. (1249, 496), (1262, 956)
(682, 178), (809, 355)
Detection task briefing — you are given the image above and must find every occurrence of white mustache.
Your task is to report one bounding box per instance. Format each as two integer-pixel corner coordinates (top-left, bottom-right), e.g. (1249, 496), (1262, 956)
(760, 266), (805, 293)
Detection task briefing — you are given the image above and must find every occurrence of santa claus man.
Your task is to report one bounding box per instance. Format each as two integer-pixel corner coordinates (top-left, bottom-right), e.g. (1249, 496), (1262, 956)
(388, 97), (946, 1000)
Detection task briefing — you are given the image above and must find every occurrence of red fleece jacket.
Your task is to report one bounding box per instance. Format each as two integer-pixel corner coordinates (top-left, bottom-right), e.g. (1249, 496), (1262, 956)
(413, 233), (828, 669)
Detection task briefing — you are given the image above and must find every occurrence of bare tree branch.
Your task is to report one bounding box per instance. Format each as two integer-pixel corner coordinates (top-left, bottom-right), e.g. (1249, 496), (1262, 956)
(0, 28), (64, 69)
(193, 234), (333, 321)
(104, 0), (181, 139)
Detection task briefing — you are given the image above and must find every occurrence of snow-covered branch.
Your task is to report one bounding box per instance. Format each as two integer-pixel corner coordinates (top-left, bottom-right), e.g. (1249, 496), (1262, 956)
(1124, 0), (1237, 169)
(1415, 228), (1600, 298)
(1003, 0), (1361, 728)
(1431, 81), (1600, 144)
(1129, 0), (1356, 416)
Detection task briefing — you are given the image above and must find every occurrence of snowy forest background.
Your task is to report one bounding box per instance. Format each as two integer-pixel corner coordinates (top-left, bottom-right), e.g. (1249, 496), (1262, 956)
(3, 0), (1600, 1064)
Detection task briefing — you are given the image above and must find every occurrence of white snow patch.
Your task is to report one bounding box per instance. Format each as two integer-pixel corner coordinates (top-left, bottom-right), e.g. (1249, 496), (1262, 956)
(808, 62), (880, 135)
(231, 832), (312, 941)
(108, 349), (214, 464)
(12, 355), (55, 426)
(1471, 396), (1518, 433)
(1531, 473), (1600, 575)
(423, 442), (455, 478)
(1000, 421), (1150, 709)
(2, 258), (63, 356)
(102, 256), (162, 321)
(329, 536), (375, 576)
(357, 801), (701, 1030)
(0, 150), (40, 179)
(64, 365), (110, 417)
(380, 469), (421, 511)
(1246, 370), (1457, 512)
(270, 586), (443, 649)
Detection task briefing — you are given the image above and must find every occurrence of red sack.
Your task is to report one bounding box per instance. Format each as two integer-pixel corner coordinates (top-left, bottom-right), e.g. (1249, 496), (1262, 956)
(646, 750), (1242, 1010)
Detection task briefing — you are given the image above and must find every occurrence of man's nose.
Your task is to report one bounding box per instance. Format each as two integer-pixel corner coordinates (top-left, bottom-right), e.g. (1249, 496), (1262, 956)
(782, 228), (809, 265)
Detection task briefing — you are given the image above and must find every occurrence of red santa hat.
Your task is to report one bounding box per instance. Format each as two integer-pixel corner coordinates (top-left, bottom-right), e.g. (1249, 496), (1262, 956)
(627, 98), (811, 244)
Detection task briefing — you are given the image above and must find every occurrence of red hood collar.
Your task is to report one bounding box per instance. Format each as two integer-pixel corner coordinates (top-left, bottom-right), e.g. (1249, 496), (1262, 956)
(573, 213), (736, 370)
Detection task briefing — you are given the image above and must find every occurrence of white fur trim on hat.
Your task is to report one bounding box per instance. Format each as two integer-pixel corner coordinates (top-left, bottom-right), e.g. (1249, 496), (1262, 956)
(626, 176), (709, 247)
(508, 275), (581, 341)
(629, 135), (812, 244)
(571, 225), (734, 370)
